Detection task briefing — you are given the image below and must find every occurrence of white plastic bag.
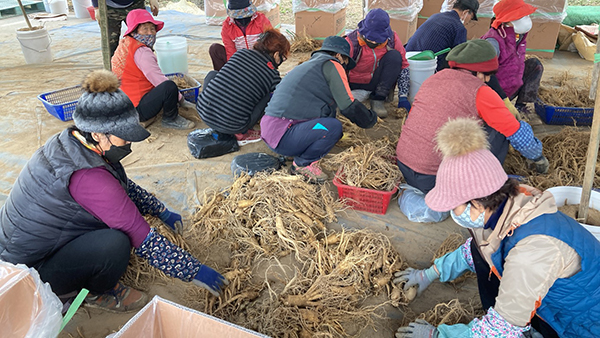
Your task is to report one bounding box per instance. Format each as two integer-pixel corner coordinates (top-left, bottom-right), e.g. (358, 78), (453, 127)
(398, 184), (449, 223)
(0, 261), (62, 338)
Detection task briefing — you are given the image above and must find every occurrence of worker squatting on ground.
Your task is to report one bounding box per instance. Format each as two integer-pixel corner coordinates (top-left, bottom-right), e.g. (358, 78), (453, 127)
(260, 36), (377, 184)
(395, 40), (548, 222)
(406, 0), (479, 71)
(345, 8), (411, 118)
(0, 71), (227, 313)
(209, 0), (273, 71)
(482, 0), (544, 116)
(112, 9), (196, 130)
(394, 118), (600, 338)
(198, 29), (290, 145)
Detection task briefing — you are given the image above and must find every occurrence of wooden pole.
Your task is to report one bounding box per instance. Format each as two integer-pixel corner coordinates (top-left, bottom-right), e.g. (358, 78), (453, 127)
(578, 42), (600, 222)
(17, 0), (33, 30)
(97, 0), (111, 70)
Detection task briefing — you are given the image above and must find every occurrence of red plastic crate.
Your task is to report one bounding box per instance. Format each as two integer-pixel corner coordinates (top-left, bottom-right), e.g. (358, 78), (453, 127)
(332, 169), (398, 215)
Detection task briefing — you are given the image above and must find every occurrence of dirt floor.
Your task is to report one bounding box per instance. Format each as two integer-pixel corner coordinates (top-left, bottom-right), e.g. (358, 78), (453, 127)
(0, 6), (595, 338)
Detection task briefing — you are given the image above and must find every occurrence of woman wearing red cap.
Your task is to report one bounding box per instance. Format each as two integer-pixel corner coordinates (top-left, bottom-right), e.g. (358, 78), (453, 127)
(112, 9), (196, 130)
(395, 118), (600, 338)
(482, 0), (542, 116)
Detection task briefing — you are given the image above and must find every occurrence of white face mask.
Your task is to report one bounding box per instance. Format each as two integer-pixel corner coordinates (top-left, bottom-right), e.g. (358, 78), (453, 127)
(511, 16), (532, 34)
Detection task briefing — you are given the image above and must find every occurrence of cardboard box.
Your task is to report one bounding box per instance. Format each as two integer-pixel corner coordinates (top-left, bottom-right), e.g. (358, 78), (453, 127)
(109, 296), (269, 338)
(390, 16), (418, 43)
(464, 17), (491, 40)
(295, 8), (346, 39)
(261, 4), (281, 28)
(417, 0), (444, 26)
(205, 0), (227, 26)
(525, 21), (561, 58)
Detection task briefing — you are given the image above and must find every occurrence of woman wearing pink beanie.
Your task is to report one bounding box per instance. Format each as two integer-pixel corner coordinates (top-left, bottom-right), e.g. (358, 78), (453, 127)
(394, 118), (600, 338)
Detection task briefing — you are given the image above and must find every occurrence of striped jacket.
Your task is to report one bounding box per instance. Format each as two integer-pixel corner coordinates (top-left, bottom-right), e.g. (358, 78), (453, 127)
(197, 48), (281, 134)
(222, 12), (272, 60)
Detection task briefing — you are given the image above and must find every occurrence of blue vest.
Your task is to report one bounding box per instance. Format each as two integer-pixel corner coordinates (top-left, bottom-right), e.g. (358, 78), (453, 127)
(265, 52), (339, 120)
(0, 129), (127, 267)
(491, 212), (600, 337)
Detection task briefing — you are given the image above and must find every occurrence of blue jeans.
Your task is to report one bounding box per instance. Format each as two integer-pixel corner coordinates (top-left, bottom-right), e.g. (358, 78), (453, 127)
(271, 118), (342, 167)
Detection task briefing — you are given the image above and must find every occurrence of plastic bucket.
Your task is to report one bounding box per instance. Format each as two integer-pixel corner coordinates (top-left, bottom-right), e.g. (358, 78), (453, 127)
(155, 36), (188, 74)
(546, 186), (600, 242)
(16, 27), (53, 64)
(42, 0), (51, 12)
(73, 0), (91, 18)
(48, 0), (68, 14)
(405, 51), (437, 103)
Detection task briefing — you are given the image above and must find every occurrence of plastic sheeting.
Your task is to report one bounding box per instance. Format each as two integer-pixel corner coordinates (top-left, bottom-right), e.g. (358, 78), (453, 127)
(397, 184), (449, 223)
(292, 0), (348, 14)
(364, 0), (423, 22)
(0, 261), (62, 338)
(254, 0), (281, 12)
(442, 0), (497, 18)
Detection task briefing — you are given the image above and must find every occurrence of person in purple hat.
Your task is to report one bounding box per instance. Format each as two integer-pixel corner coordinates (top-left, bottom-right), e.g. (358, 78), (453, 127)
(394, 118), (600, 338)
(345, 8), (410, 118)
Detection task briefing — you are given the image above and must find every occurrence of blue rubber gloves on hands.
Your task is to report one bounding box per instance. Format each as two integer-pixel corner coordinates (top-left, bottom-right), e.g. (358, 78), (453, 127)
(158, 209), (184, 235)
(396, 319), (438, 338)
(193, 265), (229, 297)
(398, 96), (412, 112)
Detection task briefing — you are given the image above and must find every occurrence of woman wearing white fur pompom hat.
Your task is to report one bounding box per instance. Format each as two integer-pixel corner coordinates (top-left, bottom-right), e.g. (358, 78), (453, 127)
(0, 70), (227, 314)
(394, 118), (600, 338)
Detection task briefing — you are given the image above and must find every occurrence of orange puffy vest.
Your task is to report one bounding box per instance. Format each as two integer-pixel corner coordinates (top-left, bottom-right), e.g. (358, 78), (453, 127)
(112, 36), (154, 107)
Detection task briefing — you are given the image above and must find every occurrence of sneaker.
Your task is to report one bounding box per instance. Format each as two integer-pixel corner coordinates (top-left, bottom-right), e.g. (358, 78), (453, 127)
(290, 161), (328, 184)
(235, 129), (262, 146)
(84, 282), (148, 313)
(370, 99), (388, 118)
(162, 115), (195, 130)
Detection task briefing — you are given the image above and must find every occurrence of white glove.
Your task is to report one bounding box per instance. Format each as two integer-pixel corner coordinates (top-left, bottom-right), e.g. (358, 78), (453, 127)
(396, 319), (438, 338)
(393, 266), (439, 296)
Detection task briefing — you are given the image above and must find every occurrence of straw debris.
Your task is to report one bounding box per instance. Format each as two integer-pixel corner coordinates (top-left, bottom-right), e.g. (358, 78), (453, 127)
(538, 71), (594, 108)
(503, 127), (598, 190)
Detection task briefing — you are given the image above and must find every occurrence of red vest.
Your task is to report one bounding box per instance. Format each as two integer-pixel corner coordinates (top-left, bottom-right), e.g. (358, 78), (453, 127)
(111, 36), (154, 107)
(396, 69), (484, 175)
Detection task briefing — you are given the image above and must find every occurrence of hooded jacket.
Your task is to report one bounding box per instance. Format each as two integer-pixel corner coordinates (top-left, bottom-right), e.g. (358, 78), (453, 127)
(481, 26), (527, 98)
(221, 12), (272, 60)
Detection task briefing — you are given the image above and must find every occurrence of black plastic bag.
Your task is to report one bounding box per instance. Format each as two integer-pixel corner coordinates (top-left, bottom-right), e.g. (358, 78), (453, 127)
(187, 128), (239, 159)
(231, 152), (285, 177)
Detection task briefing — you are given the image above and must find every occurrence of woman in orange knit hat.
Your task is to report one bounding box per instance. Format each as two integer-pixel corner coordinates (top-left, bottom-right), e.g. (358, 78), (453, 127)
(482, 0), (543, 117)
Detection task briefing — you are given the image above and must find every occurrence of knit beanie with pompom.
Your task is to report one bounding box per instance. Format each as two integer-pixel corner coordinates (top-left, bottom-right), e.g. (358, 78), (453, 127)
(74, 70), (150, 142)
(425, 118), (508, 212)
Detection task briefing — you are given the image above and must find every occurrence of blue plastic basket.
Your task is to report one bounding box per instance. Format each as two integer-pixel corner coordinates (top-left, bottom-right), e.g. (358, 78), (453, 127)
(38, 85), (84, 122)
(166, 73), (201, 103)
(535, 98), (594, 126)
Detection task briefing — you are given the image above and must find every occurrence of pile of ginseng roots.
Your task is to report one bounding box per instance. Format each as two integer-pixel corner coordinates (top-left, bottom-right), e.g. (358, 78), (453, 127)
(122, 171), (412, 338)
(538, 71), (594, 108)
(503, 127), (599, 191)
(323, 139), (403, 191)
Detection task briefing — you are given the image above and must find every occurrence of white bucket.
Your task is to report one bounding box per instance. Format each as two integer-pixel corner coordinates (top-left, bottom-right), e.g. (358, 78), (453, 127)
(73, 0), (91, 18)
(546, 186), (600, 242)
(405, 51), (437, 103)
(155, 36), (188, 75)
(48, 0), (68, 14)
(16, 27), (53, 64)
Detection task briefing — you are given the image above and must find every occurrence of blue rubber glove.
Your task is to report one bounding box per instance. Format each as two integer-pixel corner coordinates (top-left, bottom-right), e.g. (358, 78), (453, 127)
(158, 209), (184, 235)
(193, 265), (229, 297)
(398, 96), (412, 112)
